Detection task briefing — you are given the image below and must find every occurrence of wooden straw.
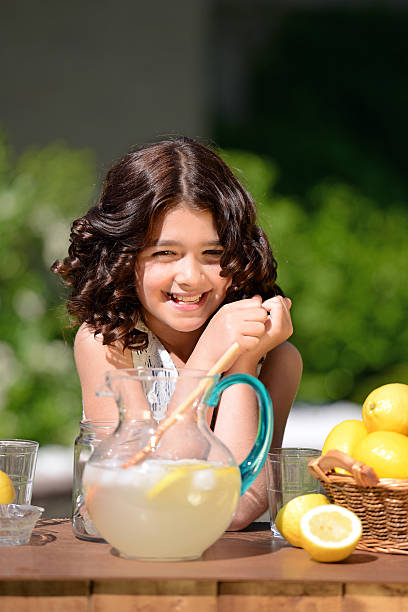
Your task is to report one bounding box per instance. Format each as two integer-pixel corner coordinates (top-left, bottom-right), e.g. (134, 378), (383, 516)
(121, 342), (240, 468)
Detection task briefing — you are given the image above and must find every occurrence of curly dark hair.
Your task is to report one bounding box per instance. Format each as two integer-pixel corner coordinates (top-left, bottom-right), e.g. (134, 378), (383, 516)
(51, 136), (283, 350)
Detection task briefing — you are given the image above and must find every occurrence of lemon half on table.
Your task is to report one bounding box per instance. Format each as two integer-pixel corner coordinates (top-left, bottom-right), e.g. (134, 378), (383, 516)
(275, 493), (330, 548)
(300, 504), (362, 562)
(0, 469), (15, 504)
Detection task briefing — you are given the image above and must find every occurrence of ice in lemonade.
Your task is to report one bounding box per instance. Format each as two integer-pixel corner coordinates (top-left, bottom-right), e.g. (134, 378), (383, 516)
(83, 459), (241, 560)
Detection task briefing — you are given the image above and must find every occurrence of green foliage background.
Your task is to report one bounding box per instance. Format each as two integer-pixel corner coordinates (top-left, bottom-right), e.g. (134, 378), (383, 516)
(0, 129), (96, 445)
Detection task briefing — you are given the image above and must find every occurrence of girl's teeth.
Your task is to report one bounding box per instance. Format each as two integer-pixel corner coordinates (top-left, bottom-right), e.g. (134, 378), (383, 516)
(169, 294), (203, 303)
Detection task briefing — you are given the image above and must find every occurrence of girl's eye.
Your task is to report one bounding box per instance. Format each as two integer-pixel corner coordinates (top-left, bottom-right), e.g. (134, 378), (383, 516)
(151, 250), (175, 257)
(203, 250), (223, 258)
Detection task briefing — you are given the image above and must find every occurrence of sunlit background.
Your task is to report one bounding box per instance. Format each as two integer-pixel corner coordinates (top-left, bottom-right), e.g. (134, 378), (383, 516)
(1, 0), (408, 515)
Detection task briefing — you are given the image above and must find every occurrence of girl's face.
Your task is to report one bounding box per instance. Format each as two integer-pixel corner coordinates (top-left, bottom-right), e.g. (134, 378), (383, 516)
(135, 205), (231, 339)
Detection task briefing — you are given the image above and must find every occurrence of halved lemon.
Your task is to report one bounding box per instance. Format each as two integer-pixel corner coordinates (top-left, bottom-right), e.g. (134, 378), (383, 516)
(300, 504), (362, 562)
(275, 494), (330, 547)
(0, 469), (15, 504)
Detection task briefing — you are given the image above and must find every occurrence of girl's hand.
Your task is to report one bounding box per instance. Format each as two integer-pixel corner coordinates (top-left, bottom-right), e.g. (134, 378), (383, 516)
(223, 295), (293, 373)
(257, 295), (293, 357)
(187, 296), (269, 371)
(220, 296), (293, 375)
(223, 295), (293, 376)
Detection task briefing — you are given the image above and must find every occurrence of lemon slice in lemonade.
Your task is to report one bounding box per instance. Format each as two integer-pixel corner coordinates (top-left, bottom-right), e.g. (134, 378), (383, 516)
(0, 469), (15, 504)
(213, 466), (239, 481)
(300, 504), (362, 562)
(146, 462), (211, 500)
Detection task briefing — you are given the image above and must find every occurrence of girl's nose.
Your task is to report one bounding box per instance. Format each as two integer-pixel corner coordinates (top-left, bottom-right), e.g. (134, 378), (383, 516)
(174, 255), (203, 286)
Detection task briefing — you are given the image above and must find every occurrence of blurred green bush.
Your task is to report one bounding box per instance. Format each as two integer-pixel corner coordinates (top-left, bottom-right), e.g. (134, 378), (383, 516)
(223, 149), (408, 404)
(0, 128), (96, 445)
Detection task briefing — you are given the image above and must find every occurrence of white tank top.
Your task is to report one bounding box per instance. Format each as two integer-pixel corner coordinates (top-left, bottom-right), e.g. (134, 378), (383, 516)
(131, 320), (177, 422)
(130, 320), (263, 424)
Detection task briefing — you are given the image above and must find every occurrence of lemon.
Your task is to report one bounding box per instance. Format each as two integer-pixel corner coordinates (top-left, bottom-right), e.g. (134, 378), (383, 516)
(211, 466), (240, 486)
(0, 469), (15, 504)
(353, 430), (408, 479)
(275, 493), (330, 547)
(362, 383), (408, 435)
(322, 419), (367, 473)
(146, 462), (211, 500)
(147, 466), (198, 500)
(300, 504), (362, 562)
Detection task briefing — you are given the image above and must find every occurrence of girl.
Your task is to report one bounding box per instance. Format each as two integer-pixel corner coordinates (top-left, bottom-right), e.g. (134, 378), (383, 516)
(52, 136), (302, 530)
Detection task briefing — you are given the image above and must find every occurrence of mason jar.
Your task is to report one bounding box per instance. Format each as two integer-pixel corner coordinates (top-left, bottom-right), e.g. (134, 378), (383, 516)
(72, 419), (117, 541)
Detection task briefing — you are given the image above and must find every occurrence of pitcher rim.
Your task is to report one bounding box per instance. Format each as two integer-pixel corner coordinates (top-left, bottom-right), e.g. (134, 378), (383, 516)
(104, 367), (221, 382)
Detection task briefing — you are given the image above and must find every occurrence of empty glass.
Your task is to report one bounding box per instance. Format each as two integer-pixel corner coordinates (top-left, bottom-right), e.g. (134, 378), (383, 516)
(266, 447), (322, 538)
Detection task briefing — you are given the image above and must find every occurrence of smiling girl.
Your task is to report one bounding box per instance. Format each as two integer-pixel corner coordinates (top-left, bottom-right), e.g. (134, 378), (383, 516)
(52, 136), (302, 529)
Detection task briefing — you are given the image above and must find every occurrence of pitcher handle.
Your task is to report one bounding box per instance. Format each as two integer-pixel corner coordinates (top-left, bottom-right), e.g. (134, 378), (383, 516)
(206, 373), (273, 494)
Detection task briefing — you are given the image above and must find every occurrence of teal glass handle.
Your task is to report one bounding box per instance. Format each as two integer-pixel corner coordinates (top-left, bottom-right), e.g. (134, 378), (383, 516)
(206, 373), (273, 494)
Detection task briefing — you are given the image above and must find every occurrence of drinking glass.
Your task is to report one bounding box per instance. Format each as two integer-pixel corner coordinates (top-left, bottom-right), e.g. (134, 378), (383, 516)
(0, 440), (39, 504)
(266, 447), (322, 538)
(72, 420), (117, 541)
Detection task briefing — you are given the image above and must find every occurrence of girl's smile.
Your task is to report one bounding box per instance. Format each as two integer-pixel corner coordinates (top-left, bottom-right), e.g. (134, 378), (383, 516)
(135, 205), (231, 345)
(166, 292), (206, 307)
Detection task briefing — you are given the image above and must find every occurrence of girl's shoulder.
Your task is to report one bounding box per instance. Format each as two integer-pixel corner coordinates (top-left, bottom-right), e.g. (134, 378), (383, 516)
(74, 323), (133, 369)
(74, 323), (103, 354)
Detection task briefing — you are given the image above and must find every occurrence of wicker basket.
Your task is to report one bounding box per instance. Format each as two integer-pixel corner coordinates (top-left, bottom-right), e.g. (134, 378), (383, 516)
(308, 449), (408, 554)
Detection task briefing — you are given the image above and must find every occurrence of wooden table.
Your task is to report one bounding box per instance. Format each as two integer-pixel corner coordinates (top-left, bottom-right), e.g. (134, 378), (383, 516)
(1, 519), (408, 611)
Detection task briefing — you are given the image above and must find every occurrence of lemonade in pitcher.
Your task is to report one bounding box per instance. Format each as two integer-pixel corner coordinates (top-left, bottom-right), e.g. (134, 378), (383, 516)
(84, 458), (240, 560)
(82, 367), (273, 561)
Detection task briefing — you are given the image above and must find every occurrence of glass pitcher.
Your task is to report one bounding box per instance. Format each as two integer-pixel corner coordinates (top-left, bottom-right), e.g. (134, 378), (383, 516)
(83, 367), (273, 561)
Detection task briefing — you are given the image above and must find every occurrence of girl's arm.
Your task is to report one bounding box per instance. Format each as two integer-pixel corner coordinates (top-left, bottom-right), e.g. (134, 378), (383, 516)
(219, 341), (302, 530)
(185, 295), (302, 530)
(74, 323), (133, 420)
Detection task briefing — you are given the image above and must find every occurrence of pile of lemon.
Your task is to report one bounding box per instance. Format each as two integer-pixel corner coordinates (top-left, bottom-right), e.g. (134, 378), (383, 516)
(276, 382), (408, 563)
(323, 382), (408, 479)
